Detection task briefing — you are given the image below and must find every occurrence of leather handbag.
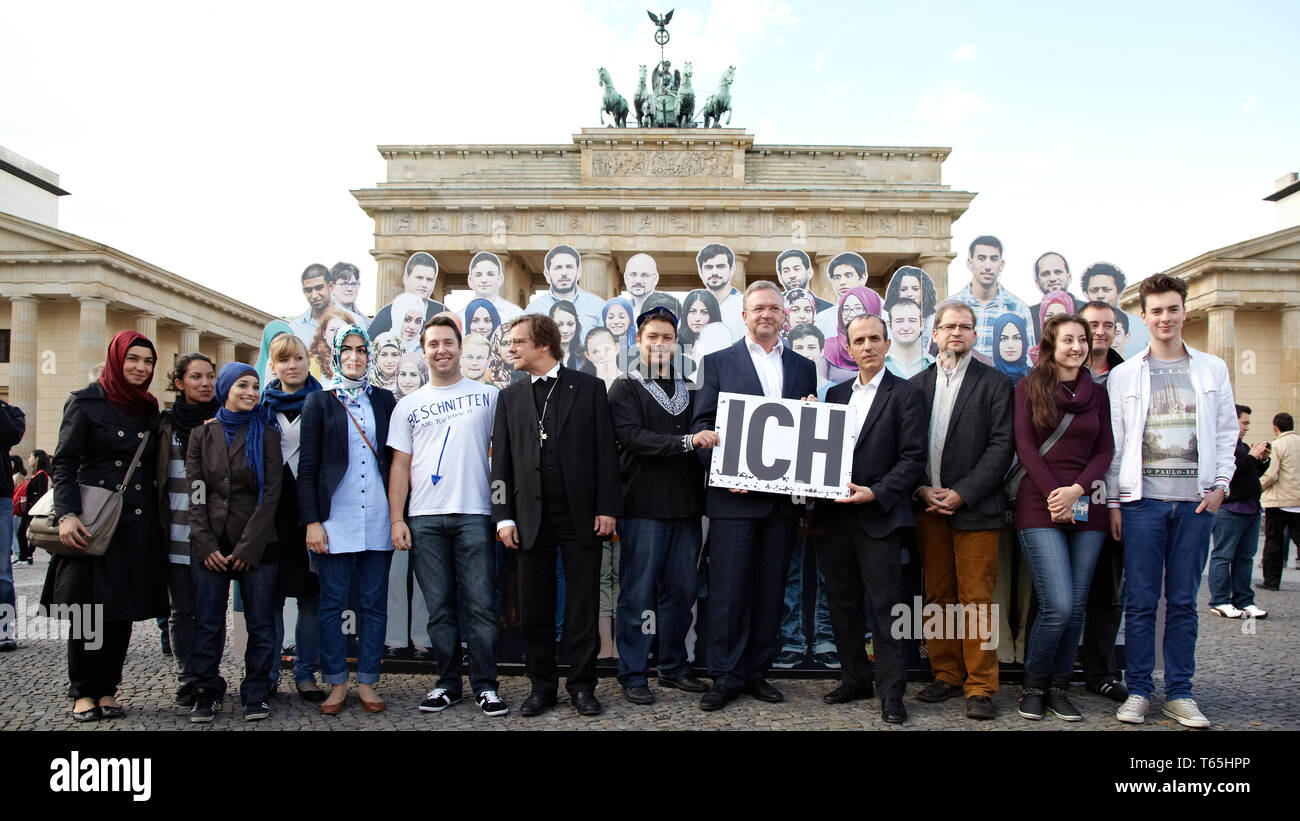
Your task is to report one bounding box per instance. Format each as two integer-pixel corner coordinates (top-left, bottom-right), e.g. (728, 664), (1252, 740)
(27, 432), (151, 558)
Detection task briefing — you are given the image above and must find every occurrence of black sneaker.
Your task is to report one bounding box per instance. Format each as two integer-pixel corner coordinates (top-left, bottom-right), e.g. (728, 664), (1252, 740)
(1085, 678), (1128, 703)
(175, 682), (198, 707)
(190, 696), (219, 724)
(243, 701), (270, 721)
(476, 689), (509, 716)
(419, 687), (463, 712)
(1046, 685), (1082, 722)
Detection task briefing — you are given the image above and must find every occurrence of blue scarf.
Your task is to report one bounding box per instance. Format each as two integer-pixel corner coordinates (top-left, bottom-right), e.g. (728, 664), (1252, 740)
(215, 362), (274, 503)
(261, 374), (322, 416)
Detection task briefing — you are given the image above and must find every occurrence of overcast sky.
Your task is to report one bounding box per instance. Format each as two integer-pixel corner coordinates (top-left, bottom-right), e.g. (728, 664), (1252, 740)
(3, 0), (1295, 319)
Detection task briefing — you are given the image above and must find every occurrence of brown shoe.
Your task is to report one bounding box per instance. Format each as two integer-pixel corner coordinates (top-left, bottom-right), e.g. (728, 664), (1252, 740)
(965, 695), (996, 720)
(320, 695), (347, 716)
(360, 696), (386, 713)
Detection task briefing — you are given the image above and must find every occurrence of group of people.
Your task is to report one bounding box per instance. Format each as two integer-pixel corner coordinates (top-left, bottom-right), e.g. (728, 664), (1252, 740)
(8, 227), (1282, 730)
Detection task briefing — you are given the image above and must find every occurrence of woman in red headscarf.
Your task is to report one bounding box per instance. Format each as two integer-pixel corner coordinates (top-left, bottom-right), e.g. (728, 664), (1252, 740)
(41, 331), (169, 722)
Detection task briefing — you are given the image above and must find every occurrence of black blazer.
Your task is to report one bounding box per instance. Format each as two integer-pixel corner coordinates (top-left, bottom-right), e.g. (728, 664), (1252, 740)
(490, 365), (622, 550)
(690, 338), (818, 519)
(0, 399), (26, 497)
(819, 370), (929, 538)
(297, 387), (396, 526)
(908, 357), (1015, 531)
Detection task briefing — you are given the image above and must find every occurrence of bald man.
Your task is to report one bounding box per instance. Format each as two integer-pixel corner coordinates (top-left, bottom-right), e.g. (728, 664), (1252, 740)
(624, 254), (661, 316)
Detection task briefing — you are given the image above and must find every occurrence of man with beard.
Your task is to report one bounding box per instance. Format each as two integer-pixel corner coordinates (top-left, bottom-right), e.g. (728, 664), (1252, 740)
(623, 253), (662, 317)
(1030, 252), (1083, 339)
(696, 243), (746, 341)
(777, 249), (832, 312)
(525, 245), (604, 333)
(290, 264), (337, 345)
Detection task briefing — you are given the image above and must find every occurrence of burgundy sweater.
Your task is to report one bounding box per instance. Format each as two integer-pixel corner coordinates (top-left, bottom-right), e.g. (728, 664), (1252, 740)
(1013, 376), (1114, 532)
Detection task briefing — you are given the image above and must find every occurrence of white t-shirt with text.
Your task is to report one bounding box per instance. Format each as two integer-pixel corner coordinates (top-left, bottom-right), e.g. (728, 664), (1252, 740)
(387, 378), (499, 517)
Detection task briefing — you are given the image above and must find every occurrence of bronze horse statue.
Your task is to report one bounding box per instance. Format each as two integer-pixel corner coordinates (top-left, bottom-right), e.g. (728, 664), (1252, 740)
(677, 62), (695, 127)
(701, 65), (735, 128)
(598, 67), (629, 128)
(634, 65), (650, 127)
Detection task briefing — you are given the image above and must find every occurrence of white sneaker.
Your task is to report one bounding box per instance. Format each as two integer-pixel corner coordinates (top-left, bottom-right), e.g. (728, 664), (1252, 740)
(1210, 603), (1242, 618)
(1242, 604), (1268, 619)
(1116, 694), (1149, 724)
(1162, 698), (1210, 728)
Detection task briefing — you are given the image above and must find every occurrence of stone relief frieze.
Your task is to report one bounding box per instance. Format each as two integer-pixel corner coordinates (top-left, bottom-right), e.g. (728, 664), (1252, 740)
(591, 150), (733, 178)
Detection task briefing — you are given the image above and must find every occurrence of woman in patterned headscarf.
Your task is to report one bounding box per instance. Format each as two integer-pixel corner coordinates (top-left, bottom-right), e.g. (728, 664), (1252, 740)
(297, 325), (398, 715)
(486, 324), (520, 389)
(368, 332), (402, 394)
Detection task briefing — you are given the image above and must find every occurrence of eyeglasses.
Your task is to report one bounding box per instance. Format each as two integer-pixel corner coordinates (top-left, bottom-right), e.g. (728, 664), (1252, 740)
(936, 323), (975, 333)
(336, 279), (359, 287)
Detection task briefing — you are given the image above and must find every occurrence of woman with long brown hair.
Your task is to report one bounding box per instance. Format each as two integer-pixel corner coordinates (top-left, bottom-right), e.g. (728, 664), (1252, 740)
(308, 307), (360, 380)
(1012, 314), (1114, 722)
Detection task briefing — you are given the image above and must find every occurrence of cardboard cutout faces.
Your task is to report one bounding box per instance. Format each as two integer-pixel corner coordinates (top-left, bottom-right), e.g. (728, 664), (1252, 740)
(467, 251), (523, 324)
(367, 252), (446, 339)
(951, 235), (1036, 361)
(696, 242), (744, 341)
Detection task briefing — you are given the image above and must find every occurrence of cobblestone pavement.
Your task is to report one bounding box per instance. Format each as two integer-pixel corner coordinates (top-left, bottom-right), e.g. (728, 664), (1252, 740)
(3, 552), (1297, 731)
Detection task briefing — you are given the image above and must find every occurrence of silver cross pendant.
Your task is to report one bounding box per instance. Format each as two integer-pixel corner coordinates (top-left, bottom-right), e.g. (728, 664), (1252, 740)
(538, 423), (548, 443)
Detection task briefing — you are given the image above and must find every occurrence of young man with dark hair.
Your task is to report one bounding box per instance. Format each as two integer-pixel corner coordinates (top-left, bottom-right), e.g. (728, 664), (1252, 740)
(777, 249), (832, 312)
(526, 245), (604, 332)
(491, 313), (621, 718)
(388, 315), (507, 717)
(367, 252), (447, 338)
(467, 251), (523, 324)
(607, 307), (717, 705)
(1259, 411), (1299, 592)
(290, 263), (337, 344)
(696, 242), (745, 341)
(1106, 274), (1237, 728)
(814, 252), (870, 339)
(884, 297), (934, 379)
(1082, 262), (1147, 353)
(952, 235), (1035, 361)
(1208, 404), (1270, 619)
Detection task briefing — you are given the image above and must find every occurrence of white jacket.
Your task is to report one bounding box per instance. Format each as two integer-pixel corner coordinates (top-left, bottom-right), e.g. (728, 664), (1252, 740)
(1104, 343), (1237, 506)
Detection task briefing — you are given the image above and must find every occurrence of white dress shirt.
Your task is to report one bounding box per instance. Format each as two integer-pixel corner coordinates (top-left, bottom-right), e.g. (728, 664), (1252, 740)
(849, 366), (886, 426)
(746, 336), (784, 399)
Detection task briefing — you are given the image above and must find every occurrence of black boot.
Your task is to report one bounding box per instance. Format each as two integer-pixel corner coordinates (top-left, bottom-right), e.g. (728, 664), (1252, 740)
(1018, 672), (1047, 720)
(1046, 674), (1082, 721)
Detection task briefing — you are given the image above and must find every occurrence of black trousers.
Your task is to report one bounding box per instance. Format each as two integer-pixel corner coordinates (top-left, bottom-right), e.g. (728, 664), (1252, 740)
(822, 522), (906, 700)
(705, 512), (797, 690)
(1262, 508), (1300, 588)
(517, 505), (601, 696)
(67, 620), (133, 700)
(1081, 534), (1124, 683)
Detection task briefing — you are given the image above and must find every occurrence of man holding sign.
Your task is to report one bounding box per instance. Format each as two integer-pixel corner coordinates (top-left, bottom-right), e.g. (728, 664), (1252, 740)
(691, 281), (817, 711)
(819, 314), (928, 724)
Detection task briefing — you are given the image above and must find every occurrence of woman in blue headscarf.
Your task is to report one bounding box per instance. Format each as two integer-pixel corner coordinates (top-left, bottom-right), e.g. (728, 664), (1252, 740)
(186, 362), (284, 723)
(254, 320), (294, 388)
(298, 325), (398, 715)
(601, 296), (636, 351)
(992, 312), (1032, 384)
(463, 298), (502, 341)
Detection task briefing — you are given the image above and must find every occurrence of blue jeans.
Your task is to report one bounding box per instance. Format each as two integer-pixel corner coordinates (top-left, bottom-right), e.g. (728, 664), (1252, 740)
(189, 559), (278, 705)
(408, 514), (499, 696)
(1209, 510), (1261, 608)
(272, 594), (322, 685)
(316, 549), (393, 685)
(1121, 499), (1214, 699)
(615, 517), (702, 686)
(778, 537), (835, 654)
(1018, 527), (1105, 677)
(0, 514), (14, 640)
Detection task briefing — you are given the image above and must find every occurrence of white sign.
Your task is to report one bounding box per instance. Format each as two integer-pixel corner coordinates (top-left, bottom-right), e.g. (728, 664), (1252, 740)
(708, 392), (857, 500)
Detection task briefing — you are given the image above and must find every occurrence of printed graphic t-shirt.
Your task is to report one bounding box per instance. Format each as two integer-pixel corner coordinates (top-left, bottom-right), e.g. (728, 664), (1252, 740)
(388, 378), (499, 516)
(1142, 356), (1200, 502)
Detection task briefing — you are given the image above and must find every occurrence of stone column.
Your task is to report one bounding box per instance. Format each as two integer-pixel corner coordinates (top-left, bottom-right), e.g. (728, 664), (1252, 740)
(1206, 305), (1237, 391)
(499, 252), (533, 310)
(78, 297), (107, 385)
(133, 313), (160, 396)
(731, 252), (749, 294)
(217, 339), (237, 368)
(918, 254), (954, 301)
(580, 252), (615, 300)
(375, 252), (406, 310)
(179, 326), (201, 355)
(1282, 307), (1300, 416)
(9, 296), (39, 454)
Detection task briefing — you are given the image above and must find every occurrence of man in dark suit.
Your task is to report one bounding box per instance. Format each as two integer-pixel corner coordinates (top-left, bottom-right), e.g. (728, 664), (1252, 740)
(690, 281), (818, 711)
(492, 314), (621, 718)
(820, 314), (928, 723)
(908, 299), (1015, 720)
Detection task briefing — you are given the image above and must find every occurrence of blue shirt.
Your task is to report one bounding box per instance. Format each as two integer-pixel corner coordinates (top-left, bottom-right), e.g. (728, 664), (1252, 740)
(322, 389), (392, 554)
(525, 287), (605, 335)
(951, 283), (1036, 362)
